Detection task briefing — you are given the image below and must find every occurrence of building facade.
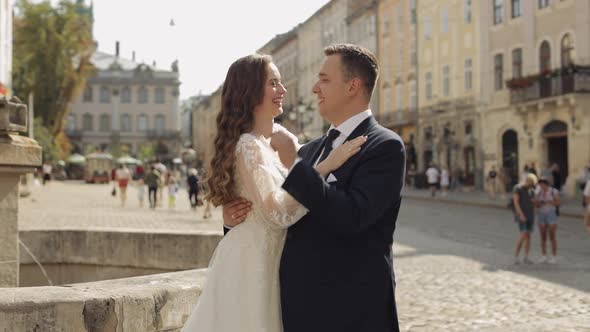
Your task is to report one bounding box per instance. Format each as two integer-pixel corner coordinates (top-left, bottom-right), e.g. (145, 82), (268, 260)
(377, 0), (419, 170)
(480, 0), (590, 195)
(0, 0), (12, 96)
(192, 87), (221, 169)
(415, 0), (484, 188)
(66, 46), (181, 160)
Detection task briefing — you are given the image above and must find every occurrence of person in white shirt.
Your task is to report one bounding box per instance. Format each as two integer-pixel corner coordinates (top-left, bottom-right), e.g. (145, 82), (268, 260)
(115, 164), (131, 207)
(426, 164), (440, 197)
(440, 168), (450, 197)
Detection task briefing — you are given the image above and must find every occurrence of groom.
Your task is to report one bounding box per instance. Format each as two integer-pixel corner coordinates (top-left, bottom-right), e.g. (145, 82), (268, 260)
(224, 44), (405, 332)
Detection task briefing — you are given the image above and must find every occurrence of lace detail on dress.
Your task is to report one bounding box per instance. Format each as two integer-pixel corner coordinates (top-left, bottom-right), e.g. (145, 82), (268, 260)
(235, 133), (308, 229)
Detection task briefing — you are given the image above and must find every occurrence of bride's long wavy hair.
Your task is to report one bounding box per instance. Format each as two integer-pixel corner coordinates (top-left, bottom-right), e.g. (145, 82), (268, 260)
(206, 54), (272, 207)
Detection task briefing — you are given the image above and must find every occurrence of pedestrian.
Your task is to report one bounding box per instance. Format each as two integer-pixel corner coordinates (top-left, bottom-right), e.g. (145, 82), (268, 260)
(187, 168), (200, 210)
(520, 164), (530, 184)
(426, 164), (439, 197)
(136, 177), (145, 208)
(407, 164), (417, 189)
(512, 173), (537, 265)
(145, 166), (161, 209)
(42, 161), (52, 185)
(199, 169), (212, 219)
(166, 173), (178, 209)
(440, 168), (450, 197)
(584, 179), (590, 235)
(487, 165), (498, 200)
(115, 164), (132, 207)
(452, 167), (464, 192)
(529, 162), (538, 176)
(551, 163), (562, 192)
(535, 177), (560, 264)
(154, 160), (167, 207)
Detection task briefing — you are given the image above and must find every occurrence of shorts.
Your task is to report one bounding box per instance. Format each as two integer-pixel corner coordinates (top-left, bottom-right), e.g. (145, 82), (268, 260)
(118, 179), (129, 188)
(514, 216), (534, 233)
(537, 210), (558, 225)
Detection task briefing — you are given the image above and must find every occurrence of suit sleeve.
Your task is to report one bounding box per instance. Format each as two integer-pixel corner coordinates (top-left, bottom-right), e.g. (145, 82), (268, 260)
(282, 138), (405, 235)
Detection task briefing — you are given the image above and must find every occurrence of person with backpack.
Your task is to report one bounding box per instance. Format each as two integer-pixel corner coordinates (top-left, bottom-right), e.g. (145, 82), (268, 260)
(512, 173), (537, 265)
(535, 177), (560, 263)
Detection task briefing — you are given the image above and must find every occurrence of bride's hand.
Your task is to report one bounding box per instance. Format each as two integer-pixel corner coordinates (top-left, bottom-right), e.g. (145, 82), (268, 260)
(316, 136), (367, 177)
(271, 130), (299, 168)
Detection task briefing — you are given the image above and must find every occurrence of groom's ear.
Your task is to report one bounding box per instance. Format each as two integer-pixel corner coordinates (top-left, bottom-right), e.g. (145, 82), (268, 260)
(347, 77), (363, 97)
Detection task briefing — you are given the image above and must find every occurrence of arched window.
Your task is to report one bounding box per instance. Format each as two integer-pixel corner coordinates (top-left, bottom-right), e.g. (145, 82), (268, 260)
(155, 115), (165, 133)
(121, 86), (132, 103)
(99, 114), (111, 132)
(138, 114), (148, 132)
(66, 114), (76, 131)
(539, 41), (551, 72)
(561, 34), (575, 67)
(120, 114), (131, 132)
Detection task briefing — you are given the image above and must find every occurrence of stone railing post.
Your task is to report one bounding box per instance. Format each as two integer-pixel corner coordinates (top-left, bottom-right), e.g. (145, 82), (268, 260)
(0, 96), (41, 287)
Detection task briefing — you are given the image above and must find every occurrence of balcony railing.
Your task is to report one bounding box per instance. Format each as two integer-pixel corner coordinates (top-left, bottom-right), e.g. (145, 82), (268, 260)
(146, 129), (180, 139)
(375, 109), (418, 128)
(508, 66), (590, 104)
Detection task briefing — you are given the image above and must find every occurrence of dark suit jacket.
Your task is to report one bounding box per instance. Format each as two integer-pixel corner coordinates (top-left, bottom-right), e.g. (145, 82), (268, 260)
(280, 116), (405, 332)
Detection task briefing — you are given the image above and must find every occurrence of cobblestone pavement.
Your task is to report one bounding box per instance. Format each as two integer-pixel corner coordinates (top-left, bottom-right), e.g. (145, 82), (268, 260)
(19, 181), (223, 232)
(18, 182), (590, 331)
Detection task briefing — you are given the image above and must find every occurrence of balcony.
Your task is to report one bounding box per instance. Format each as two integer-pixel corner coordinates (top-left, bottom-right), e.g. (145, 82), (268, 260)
(376, 109), (418, 128)
(64, 129), (84, 140)
(146, 129), (180, 140)
(508, 66), (590, 104)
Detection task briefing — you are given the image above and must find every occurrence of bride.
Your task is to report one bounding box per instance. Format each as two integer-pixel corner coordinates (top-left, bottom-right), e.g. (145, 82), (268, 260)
(181, 54), (366, 331)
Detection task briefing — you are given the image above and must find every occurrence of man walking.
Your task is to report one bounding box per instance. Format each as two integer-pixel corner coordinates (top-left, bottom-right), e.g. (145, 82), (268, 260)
(512, 173), (537, 264)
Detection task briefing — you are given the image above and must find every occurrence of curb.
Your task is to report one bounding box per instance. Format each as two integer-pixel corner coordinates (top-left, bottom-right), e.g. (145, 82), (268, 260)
(403, 194), (585, 220)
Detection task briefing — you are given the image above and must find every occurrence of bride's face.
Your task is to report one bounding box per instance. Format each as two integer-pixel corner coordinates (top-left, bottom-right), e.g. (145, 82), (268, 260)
(254, 63), (286, 119)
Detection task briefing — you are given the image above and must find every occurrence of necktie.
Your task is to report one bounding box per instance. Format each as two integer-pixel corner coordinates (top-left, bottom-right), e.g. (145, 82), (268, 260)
(317, 129), (341, 164)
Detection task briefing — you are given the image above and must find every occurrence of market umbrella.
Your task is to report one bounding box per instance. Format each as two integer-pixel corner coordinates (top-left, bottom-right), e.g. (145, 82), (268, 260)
(117, 155), (138, 165)
(67, 154), (86, 165)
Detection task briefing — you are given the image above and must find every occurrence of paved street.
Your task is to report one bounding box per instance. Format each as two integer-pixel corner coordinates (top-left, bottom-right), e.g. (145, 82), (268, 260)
(18, 181), (590, 331)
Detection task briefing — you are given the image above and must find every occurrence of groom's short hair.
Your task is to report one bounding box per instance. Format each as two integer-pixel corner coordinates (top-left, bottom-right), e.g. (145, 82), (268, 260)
(324, 44), (379, 99)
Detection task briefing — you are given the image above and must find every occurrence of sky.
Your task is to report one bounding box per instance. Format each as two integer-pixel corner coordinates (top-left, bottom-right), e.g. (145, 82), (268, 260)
(91, 0), (331, 100)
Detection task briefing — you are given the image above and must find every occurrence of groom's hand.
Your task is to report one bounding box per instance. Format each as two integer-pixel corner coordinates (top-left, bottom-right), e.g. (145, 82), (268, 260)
(223, 198), (252, 227)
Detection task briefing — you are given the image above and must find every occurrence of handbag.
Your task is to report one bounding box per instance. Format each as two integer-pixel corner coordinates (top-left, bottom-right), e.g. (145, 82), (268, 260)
(111, 187), (116, 196)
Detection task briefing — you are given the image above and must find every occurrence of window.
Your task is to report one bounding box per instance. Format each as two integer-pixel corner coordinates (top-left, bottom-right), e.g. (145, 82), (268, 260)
(121, 86), (131, 103)
(83, 85), (93, 102)
(464, 0), (472, 23)
(66, 114), (76, 131)
(465, 59), (473, 91)
(512, 48), (523, 78)
(442, 65), (451, 97)
(425, 72), (433, 100)
(441, 7), (449, 33)
(423, 17), (431, 39)
(138, 114), (148, 131)
(82, 113), (93, 131)
(494, 0), (503, 25)
(540, 41), (551, 72)
(561, 34), (574, 67)
(539, 0), (550, 9)
(155, 87), (165, 104)
(155, 115), (165, 133)
(120, 114), (131, 132)
(100, 86), (110, 103)
(138, 86), (148, 104)
(494, 54), (504, 90)
(99, 114), (111, 132)
(395, 84), (403, 111)
(409, 80), (417, 110)
(512, 0), (521, 18)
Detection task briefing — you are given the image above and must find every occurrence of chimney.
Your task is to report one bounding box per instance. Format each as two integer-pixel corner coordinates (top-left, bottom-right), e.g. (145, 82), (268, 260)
(132, 51), (136, 61)
(115, 41), (120, 58)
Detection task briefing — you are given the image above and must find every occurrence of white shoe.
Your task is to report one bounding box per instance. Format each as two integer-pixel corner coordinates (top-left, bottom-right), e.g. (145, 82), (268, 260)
(538, 256), (548, 263)
(514, 257), (522, 265)
(523, 257), (533, 265)
(548, 256), (557, 264)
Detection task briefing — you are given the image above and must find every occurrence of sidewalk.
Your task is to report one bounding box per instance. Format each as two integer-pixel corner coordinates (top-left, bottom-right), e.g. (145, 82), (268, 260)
(402, 188), (586, 219)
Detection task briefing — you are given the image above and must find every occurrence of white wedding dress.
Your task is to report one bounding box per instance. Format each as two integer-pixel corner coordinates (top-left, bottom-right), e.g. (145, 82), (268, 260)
(182, 132), (308, 332)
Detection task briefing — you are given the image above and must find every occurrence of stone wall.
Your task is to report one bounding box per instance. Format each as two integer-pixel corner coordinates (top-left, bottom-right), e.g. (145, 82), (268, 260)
(0, 269), (207, 332)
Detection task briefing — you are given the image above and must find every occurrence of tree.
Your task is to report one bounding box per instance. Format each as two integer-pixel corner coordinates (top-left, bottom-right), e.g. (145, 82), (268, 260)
(12, 0), (95, 137)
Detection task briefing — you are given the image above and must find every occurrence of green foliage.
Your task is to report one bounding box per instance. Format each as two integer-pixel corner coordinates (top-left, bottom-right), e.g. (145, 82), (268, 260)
(138, 143), (155, 161)
(33, 117), (59, 162)
(12, 0), (95, 136)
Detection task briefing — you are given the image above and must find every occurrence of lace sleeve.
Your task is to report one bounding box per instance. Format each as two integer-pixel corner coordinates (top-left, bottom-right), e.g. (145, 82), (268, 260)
(236, 136), (308, 229)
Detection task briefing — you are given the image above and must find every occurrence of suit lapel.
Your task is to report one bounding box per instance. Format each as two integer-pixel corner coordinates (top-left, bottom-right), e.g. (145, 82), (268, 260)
(342, 115), (377, 144)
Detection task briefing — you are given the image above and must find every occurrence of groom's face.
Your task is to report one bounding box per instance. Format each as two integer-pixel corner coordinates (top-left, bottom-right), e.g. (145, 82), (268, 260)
(313, 55), (350, 123)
